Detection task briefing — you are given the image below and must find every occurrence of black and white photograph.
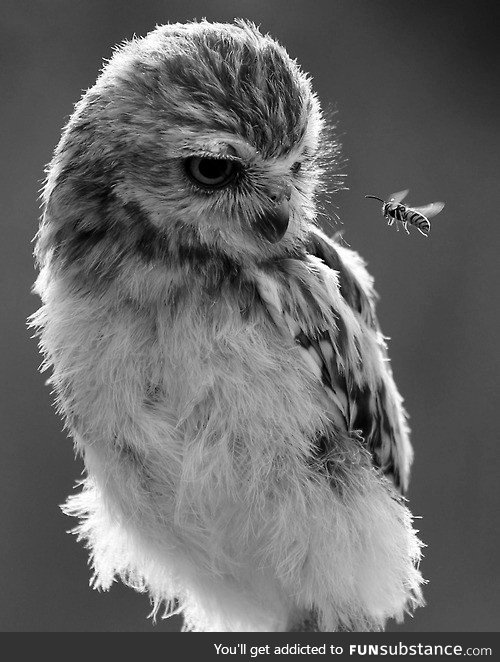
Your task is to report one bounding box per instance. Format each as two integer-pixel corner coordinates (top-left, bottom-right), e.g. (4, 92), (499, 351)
(1, 0), (498, 639)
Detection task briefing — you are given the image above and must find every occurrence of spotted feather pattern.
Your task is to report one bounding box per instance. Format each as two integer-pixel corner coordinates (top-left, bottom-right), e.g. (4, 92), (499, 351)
(254, 227), (412, 492)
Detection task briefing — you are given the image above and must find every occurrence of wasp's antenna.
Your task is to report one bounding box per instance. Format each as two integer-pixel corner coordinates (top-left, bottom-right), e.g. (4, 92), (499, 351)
(365, 195), (385, 203)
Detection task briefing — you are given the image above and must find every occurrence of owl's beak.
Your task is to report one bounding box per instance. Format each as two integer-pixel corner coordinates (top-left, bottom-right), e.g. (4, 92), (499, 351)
(254, 186), (291, 244)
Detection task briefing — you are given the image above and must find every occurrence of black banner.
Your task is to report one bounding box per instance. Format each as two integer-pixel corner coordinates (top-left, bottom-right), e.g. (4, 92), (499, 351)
(5, 632), (497, 660)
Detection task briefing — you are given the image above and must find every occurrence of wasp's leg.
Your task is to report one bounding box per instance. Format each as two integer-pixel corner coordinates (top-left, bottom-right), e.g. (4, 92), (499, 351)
(403, 222), (410, 234)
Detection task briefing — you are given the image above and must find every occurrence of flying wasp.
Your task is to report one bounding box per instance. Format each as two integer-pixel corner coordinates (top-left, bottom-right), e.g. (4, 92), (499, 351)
(365, 189), (445, 237)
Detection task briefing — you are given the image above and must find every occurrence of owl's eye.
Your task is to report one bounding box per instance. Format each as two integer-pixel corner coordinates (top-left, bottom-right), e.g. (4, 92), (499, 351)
(185, 157), (239, 189)
(290, 161), (302, 175)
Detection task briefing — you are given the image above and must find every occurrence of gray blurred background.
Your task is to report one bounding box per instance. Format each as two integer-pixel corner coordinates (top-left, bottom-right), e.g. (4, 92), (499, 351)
(1, 0), (499, 632)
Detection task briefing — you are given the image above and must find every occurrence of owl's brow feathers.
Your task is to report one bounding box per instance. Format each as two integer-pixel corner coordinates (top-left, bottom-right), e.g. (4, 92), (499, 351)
(130, 21), (310, 156)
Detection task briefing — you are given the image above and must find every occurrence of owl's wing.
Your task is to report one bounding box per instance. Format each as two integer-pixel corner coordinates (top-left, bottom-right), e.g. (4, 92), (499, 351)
(308, 228), (413, 492)
(255, 227), (413, 492)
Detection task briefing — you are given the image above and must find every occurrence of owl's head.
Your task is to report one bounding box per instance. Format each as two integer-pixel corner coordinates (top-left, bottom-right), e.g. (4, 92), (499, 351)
(38, 21), (339, 293)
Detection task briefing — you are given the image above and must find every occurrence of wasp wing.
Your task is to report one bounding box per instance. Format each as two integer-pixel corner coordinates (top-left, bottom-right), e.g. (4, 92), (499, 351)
(410, 202), (445, 218)
(389, 189), (410, 204)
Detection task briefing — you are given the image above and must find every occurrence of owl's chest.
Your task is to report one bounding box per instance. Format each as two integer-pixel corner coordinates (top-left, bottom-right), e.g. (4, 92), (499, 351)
(144, 290), (326, 440)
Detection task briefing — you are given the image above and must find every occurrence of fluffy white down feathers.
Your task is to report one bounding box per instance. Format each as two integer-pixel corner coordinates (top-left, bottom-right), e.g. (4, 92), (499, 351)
(31, 20), (424, 631)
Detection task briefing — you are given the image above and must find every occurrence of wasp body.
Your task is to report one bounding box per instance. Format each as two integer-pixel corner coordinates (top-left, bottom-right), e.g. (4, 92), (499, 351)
(365, 189), (444, 237)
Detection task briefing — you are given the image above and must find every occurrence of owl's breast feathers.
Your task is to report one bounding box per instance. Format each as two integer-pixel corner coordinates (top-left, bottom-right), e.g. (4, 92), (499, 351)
(251, 227), (412, 492)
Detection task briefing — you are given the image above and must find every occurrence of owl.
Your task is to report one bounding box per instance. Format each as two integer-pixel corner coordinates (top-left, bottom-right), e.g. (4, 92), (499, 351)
(31, 20), (424, 632)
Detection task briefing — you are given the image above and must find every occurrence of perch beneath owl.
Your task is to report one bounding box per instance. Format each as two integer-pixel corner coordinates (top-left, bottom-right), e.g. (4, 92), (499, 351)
(31, 20), (424, 632)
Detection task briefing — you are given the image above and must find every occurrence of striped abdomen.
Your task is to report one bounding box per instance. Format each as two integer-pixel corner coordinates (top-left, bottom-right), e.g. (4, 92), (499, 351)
(383, 204), (430, 236)
(404, 209), (431, 236)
